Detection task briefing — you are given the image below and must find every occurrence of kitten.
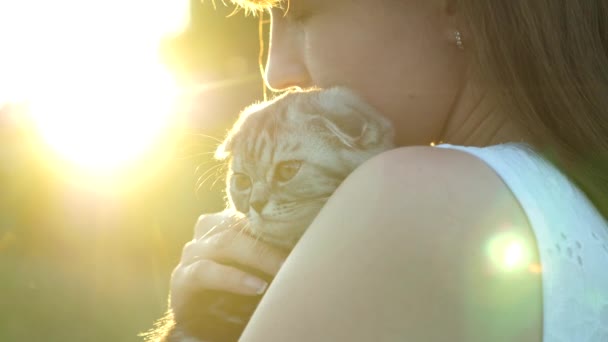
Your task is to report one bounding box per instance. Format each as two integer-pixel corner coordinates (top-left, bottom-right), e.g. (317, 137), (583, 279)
(155, 87), (394, 342)
(216, 86), (395, 248)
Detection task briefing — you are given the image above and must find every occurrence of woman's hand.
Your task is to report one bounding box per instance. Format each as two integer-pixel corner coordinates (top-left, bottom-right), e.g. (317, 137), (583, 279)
(169, 209), (287, 317)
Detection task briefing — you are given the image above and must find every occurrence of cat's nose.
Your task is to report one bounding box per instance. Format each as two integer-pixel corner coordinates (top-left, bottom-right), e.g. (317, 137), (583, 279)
(250, 200), (268, 214)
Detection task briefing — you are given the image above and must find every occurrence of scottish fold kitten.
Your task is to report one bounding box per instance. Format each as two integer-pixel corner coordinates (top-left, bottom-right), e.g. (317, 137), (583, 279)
(216, 86), (395, 248)
(157, 87), (394, 342)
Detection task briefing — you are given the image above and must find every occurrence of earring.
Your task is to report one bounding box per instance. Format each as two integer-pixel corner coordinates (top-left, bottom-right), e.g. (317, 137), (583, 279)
(455, 31), (464, 50)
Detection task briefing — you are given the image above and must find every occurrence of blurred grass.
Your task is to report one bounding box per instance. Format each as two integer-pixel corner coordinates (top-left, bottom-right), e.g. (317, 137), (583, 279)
(0, 1), (266, 341)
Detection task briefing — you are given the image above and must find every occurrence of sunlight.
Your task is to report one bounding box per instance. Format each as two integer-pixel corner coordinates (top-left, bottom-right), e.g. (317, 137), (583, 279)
(0, 0), (190, 174)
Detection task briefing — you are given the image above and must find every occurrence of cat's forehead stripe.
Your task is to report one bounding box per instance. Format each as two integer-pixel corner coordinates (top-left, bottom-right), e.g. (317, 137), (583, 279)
(255, 134), (267, 161)
(238, 110), (279, 163)
(242, 114), (265, 160)
(254, 131), (273, 163)
(249, 128), (266, 162)
(258, 118), (277, 162)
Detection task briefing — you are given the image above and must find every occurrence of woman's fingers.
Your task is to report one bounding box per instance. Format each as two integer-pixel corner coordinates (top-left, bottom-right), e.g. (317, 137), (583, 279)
(183, 259), (269, 295)
(193, 210), (243, 240)
(170, 259), (268, 313)
(170, 212), (287, 314)
(182, 229), (286, 277)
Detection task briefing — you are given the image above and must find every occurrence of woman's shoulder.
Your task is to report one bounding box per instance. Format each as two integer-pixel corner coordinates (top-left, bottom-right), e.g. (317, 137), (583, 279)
(334, 144), (539, 258)
(320, 144), (608, 341)
(294, 145), (544, 340)
(342, 144), (516, 205)
(343, 143), (548, 211)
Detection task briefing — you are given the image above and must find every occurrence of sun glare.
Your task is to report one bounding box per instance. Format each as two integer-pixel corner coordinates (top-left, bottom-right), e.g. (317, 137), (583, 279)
(0, 0), (190, 176)
(486, 230), (533, 273)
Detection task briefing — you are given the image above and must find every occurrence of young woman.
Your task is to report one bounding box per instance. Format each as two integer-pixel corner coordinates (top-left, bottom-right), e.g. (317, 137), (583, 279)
(165, 0), (608, 340)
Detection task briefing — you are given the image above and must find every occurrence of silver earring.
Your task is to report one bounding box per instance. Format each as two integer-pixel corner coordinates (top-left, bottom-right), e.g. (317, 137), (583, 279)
(455, 31), (464, 50)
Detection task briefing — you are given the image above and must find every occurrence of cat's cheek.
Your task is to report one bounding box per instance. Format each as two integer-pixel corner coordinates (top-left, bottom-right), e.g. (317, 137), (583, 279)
(237, 202), (250, 214)
(231, 193), (250, 214)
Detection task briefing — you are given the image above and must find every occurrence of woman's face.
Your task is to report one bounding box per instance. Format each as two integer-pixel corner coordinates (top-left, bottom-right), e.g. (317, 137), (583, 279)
(266, 0), (468, 146)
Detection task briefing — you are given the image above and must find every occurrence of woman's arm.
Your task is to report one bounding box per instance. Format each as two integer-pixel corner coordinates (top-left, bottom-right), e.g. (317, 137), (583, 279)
(240, 146), (543, 342)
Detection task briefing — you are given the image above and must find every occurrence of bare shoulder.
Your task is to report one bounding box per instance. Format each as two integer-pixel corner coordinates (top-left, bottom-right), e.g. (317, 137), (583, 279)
(338, 145), (531, 222)
(324, 145), (544, 340)
(345, 145), (510, 196)
(243, 146), (543, 341)
(327, 145), (538, 243)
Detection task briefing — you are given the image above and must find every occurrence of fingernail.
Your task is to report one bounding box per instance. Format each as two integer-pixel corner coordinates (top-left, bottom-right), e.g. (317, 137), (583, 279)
(244, 276), (268, 294)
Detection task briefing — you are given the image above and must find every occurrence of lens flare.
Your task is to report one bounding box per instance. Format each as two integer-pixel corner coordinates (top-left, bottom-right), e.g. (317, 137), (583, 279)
(486, 231), (533, 272)
(0, 0), (190, 176)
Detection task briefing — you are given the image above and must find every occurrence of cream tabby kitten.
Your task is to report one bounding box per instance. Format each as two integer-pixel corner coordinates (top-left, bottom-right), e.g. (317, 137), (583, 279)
(216, 86), (395, 249)
(156, 87), (394, 342)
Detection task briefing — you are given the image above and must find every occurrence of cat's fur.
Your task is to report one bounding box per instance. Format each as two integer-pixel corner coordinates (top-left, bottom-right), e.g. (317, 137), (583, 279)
(216, 87), (395, 248)
(153, 87), (394, 342)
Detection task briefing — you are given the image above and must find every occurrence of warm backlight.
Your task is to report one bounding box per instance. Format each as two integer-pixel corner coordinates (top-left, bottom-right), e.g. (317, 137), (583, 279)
(0, 0), (189, 174)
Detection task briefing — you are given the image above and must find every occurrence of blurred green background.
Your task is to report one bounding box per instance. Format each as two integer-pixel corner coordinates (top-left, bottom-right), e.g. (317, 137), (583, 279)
(0, 2), (266, 341)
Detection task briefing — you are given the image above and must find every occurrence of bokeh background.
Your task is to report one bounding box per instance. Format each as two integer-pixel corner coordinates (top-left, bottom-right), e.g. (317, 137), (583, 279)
(0, 1), (265, 341)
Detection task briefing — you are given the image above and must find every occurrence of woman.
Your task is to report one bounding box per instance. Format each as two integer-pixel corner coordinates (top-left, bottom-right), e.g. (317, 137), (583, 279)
(164, 0), (608, 341)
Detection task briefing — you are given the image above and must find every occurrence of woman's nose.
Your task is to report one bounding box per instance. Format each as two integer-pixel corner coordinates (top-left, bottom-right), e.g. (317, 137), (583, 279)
(264, 19), (311, 90)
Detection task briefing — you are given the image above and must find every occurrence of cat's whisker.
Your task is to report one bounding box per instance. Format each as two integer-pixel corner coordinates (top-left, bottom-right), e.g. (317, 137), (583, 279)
(175, 138), (219, 150)
(182, 132), (225, 145)
(209, 168), (228, 190)
(198, 167), (228, 192)
(253, 232), (263, 249)
(194, 160), (223, 176)
(214, 216), (241, 243)
(198, 224), (220, 241)
(176, 138), (219, 149)
(238, 225), (252, 244)
(177, 151), (219, 161)
(227, 217), (265, 249)
(195, 162), (224, 179)
(195, 174), (215, 193)
(196, 177), (220, 196)
(227, 216), (253, 246)
(226, 214), (247, 231)
(195, 164), (225, 189)
(174, 146), (217, 160)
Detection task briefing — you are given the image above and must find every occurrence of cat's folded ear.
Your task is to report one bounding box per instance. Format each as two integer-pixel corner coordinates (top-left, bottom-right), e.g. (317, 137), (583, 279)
(215, 118), (241, 160)
(215, 137), (232, 160)
(312, 87), (394, 149)
(215, 101), (273, 160)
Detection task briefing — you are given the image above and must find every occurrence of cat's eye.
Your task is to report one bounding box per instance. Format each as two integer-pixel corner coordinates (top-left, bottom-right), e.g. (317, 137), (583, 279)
(232, 173), (251, 191)
(274, 160), (302, 183)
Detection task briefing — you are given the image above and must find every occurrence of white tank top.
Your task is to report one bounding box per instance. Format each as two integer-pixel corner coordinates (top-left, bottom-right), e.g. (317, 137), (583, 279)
(436, 143), (608, 341)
